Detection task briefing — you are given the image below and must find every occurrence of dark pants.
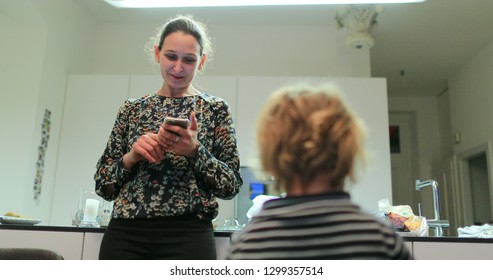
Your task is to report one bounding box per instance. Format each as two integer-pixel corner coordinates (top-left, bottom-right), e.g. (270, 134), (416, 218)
(99, 215), (217, 260)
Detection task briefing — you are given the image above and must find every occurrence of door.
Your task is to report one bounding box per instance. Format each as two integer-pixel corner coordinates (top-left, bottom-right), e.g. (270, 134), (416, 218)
(389, 112), (419, 210)
(457, 142), (493, 227)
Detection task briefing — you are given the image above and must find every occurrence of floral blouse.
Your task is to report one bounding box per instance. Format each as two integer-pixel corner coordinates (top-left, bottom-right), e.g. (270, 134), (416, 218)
(94, 93), (243, 221)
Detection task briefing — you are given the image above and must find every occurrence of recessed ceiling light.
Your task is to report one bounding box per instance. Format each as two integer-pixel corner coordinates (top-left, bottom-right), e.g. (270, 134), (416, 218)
(104, 0), (426, 9)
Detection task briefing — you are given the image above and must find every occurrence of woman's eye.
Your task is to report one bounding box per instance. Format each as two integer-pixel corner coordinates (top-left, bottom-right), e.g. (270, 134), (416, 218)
(183, 57), (197, 64)
(165, 54), (177, 61)
(163, 53), (196, 64)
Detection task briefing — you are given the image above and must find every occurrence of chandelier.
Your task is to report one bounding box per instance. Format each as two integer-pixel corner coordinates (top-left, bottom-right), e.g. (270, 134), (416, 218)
(335, 5), (383, 50)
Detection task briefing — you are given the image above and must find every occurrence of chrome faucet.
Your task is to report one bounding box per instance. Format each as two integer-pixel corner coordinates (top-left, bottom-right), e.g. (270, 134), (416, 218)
(415, 179), (449, 236)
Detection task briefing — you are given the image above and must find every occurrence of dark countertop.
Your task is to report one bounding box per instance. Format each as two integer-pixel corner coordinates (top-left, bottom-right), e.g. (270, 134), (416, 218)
(0, 224), (104, 233)
(0, 224), (234, 237)
(2, 224), (493, 242)
(403, 236), (493, 243)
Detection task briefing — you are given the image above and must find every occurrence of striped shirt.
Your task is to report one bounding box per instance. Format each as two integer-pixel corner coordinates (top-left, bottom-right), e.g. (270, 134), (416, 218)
(227, 192), (412, 260)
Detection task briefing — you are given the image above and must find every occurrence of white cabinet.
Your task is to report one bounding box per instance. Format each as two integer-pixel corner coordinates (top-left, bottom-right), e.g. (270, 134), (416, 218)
(82, 232), (104, 260)
(0, 228), (231, 260)
(3, 227), (493, 260)
(0, 229), (84, 260)
(215, 236), (232, 260)
(4, 226), (493, 260)
(236, 76), (392, 213)
(413, 241), (493, 260)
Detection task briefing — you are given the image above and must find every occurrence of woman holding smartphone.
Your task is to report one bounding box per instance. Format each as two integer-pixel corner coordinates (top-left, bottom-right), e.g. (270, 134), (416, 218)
(94, 14), (242, 260)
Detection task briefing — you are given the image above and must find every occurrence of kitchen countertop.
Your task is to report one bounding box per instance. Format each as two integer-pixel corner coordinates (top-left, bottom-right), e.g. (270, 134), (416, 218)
(2, 224), (493, 243)
(403, 235), (493, 243)
(0, 224), (234, 237)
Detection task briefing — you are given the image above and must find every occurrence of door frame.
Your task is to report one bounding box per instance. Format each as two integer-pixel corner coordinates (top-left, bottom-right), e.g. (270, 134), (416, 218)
(457, 141), (493, 226)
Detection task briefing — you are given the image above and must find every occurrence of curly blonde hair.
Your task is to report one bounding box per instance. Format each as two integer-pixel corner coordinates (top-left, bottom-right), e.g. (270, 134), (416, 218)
(256, 84), (366, 194)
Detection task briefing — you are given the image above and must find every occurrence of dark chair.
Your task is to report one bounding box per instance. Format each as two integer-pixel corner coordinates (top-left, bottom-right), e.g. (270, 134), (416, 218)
(0, 248), (64, 260)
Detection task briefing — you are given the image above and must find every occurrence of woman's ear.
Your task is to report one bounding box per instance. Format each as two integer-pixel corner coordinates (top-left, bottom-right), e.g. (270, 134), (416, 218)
(154, 45), (160, 63)
(198, 53), (207, 70)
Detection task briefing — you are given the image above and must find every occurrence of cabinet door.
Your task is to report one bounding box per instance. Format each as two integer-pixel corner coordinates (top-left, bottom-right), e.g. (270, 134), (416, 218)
(0, 230), (84, 260)
(413, 241), (493, 260)
(215, 236), (232, 260)
(51, 75), (130, 226)
(82, 232), (104, 260)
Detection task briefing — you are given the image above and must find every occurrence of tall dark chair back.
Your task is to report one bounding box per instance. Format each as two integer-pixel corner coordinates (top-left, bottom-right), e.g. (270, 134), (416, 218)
(0, 248), (64, 260)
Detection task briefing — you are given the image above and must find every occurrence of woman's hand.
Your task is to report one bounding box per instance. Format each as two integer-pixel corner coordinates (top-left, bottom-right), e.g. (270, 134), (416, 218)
(158, 111), (199, 158)
(123, 133), (164, 169)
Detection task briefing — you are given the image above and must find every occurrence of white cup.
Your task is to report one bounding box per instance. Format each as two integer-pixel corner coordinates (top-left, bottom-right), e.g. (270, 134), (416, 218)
(83, 198), (99, 222)
(78, 189), (101, 227)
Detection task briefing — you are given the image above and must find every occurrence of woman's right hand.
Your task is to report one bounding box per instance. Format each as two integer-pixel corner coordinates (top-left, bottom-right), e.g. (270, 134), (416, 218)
(122, 133), (164, 170)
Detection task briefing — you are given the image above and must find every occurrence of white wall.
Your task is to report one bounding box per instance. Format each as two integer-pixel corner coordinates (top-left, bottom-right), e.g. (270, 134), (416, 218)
(0, 1), (46, 216)
(0, 0), (95, 219)
(448, 38), (493, 155)
(437, 90), (454, 158)
(388, 95), (444, 180)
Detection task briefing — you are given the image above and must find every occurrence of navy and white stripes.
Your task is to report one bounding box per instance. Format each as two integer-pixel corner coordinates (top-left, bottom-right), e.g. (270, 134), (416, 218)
(227, 192), (412, 260)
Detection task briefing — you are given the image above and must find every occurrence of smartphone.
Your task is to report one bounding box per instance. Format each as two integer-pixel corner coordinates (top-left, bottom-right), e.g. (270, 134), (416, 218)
(164, 116), (190, 129)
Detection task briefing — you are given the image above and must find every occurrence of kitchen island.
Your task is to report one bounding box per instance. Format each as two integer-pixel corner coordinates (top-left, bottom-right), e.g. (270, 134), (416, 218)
(1, 225), (493, 259)
(0, 224), (233, 260)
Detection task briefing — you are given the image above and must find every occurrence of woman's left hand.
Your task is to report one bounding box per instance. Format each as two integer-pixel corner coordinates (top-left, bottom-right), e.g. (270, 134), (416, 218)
(158, 111), (199, 158)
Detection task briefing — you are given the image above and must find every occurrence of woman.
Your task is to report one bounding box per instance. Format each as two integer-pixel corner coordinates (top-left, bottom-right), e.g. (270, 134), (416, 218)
(94, 15), (242, 260)
(227, 84), (411, 260)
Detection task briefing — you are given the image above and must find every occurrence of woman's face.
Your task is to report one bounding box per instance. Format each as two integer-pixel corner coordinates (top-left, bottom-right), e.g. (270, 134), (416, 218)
(154, 31), (206, 95)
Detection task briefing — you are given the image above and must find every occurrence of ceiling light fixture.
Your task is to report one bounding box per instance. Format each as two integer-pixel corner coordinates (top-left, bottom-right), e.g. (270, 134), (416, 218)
(104, 0), (426, 8)
(335, 4), (382, 50)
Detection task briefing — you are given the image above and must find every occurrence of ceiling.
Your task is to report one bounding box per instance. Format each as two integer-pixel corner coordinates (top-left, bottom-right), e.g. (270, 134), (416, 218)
(75, 0), (493, 97)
